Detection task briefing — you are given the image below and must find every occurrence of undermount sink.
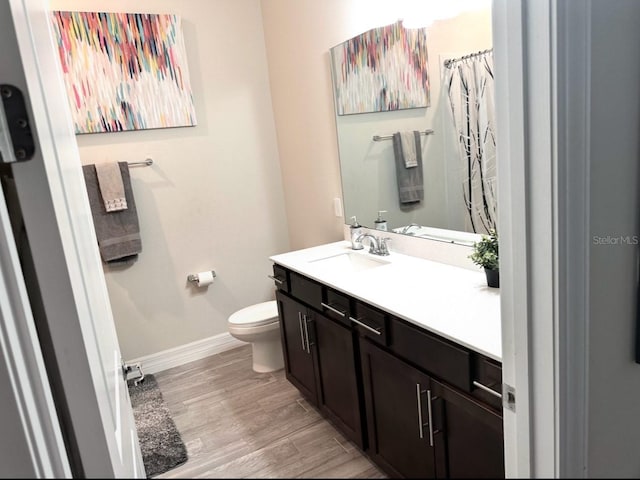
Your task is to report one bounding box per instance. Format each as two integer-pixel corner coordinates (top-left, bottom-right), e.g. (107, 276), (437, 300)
(308, 251), (389, 273)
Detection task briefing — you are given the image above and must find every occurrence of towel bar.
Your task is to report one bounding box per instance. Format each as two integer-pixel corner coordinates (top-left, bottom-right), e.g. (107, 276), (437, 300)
(127, 158), (153, 167)
(372, 129), (434, 141)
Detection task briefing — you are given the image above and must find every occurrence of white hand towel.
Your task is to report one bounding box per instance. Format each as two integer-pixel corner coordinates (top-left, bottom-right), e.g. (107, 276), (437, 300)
(399, 131), (418, 168)
(95, 161), (128, 212)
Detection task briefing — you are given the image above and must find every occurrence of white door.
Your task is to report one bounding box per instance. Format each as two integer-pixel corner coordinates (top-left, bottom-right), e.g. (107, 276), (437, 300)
(0, 0), (144, 477)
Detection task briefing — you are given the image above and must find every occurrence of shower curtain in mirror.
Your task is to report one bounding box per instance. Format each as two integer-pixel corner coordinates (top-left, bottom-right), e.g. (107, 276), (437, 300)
(445, 50), (497, 234)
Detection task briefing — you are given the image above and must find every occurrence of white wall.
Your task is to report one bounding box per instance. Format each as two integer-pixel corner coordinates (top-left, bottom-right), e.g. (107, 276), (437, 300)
(587, 0), (640, 475)
(260, 0), (345, 249)
(49, 0), (289, 359)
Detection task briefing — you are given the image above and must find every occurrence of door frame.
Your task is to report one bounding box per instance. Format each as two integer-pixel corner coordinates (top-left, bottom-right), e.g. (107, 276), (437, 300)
(0, 166), (71, 478)
(2, 0), (144, 477)
(494, 0), (590, 477)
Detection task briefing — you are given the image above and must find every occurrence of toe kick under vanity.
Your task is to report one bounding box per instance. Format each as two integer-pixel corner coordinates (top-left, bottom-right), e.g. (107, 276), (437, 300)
(269, 241), (503, 479)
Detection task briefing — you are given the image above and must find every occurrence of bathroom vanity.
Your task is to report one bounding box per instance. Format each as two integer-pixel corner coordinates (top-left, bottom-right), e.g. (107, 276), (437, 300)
(269, 241), (503, 479)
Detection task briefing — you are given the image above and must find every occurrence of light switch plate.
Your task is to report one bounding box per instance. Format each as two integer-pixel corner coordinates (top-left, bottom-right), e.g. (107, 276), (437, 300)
(333, 197), (343, 217)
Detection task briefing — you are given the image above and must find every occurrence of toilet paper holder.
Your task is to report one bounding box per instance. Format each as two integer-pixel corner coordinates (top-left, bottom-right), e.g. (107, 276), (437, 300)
(187, 270), (217, 285)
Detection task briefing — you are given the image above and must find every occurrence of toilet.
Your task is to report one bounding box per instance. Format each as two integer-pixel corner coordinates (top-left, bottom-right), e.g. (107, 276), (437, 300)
(227, 300), (284, 373)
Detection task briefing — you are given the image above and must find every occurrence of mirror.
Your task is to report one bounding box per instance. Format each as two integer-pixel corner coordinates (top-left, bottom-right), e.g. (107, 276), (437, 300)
(331, 3), (495, 244)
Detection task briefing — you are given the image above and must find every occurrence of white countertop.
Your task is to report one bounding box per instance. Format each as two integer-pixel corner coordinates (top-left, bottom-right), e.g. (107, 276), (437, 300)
(270, 241), (502, 362)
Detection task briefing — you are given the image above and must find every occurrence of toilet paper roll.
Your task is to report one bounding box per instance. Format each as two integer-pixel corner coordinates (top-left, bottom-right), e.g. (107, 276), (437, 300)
(196, 270), (215, 287)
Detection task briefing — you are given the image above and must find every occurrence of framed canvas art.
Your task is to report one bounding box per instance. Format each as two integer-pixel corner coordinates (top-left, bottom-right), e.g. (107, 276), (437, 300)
(330, 20), (430, 116)
(51, 11), (197, 133)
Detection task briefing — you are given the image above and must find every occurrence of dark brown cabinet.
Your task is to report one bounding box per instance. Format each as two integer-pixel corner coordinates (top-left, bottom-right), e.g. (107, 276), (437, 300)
(430, 378), (504, 479)
(276, 288), (364, 447)
(314, 306), (363, 446)
(276, 291), (317, 402)
(272, 263), (504, 478)
(360, 339), (438, 479)
(361, 339), (504, 479)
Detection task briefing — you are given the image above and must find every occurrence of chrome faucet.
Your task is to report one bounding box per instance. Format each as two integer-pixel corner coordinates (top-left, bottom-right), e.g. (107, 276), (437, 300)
(355, 233), (379, 254)
(396, 223), (420, 235)
(378, 237), (391, 256)
(355, 233), (391, 256)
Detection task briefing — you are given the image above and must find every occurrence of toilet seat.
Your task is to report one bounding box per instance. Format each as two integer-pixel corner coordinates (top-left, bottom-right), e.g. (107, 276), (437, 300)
(228, 300), (278, 328)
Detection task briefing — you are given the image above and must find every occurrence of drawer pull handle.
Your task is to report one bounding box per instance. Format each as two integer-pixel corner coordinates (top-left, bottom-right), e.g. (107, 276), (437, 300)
(349, 316), (382, 335)
(416, 384), (425, 439)
(298, 312), (306, 351)
(321, 302), (346, 317)
(426, 390), (434, 447)
(302, 315), (311, 353)
(473, 380), (503, 399)
(267, 274), (284, 285)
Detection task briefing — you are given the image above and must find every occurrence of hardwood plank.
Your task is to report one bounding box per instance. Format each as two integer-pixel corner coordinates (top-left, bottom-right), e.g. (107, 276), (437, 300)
(195, 436), (300, 478)
(153, 345), (386, 479)
(301, 453), (387, 479)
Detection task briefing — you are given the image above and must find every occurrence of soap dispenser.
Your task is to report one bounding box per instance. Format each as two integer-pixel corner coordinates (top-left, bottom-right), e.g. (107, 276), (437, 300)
(350, 216), (364, 250)
(374, 210), (388, 231)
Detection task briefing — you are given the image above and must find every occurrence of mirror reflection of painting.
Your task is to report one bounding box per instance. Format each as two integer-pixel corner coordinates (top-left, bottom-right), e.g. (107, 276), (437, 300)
(331, 3), (496, 240)
(330, 20), (430, 116)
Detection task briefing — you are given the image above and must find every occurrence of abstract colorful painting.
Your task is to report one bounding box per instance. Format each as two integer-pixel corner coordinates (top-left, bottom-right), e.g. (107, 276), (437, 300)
(51, 11), (197, 133)
(330, 20), (430, 115)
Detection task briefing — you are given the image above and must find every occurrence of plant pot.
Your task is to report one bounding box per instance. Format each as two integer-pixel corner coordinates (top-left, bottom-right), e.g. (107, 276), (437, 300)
(484, 268), (500, 288)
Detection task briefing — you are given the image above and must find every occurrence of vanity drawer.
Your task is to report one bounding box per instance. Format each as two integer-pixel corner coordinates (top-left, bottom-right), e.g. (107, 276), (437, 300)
(392, 319), (472, 392)
(270, 264), (289, 292)
(289, 271), (323, 310)
(472, 355), (503, 411)
(351, 302), (389, 345)
(321, 288), (351, 327)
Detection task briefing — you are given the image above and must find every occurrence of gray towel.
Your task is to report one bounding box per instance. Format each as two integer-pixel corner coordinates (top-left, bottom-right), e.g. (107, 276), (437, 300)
(393, 131), (424, 204)
(82, 162), (141, 266)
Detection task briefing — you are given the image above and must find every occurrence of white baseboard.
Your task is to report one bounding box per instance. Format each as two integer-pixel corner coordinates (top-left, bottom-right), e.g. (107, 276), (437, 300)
(126, 333), (245, 375)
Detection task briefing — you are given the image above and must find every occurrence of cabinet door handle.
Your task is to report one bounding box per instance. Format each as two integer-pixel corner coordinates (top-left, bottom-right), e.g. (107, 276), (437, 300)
(349, 316), (382, 335)
(426, 389), (434, 447)
(267, 274), (284, 285)
(321, 302), (346, 317)
(416, 384), (425, 439)
(302, 314), (311, 353)
(473, 380), (503, 399)
(298, 312), (306, 351)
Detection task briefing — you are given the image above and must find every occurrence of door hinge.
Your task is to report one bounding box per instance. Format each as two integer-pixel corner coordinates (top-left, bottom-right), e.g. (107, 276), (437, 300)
(0, 84), (35, 164)
(503, 383), (516, 412)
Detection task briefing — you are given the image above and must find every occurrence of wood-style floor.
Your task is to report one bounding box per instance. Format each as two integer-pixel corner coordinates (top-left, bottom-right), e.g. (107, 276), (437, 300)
(154, 345), (387, 479)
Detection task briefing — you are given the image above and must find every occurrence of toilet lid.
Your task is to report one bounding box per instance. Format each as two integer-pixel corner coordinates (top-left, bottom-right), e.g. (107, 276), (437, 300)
(228, 300), (279, 327)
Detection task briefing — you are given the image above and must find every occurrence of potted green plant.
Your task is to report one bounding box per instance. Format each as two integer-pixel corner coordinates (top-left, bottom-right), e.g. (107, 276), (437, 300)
(469, 228), (499, 288)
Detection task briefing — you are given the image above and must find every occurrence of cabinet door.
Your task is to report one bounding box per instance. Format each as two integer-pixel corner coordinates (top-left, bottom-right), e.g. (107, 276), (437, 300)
(360, 340), (436, 479)
(431, 378), (504, 478)
(276, 291), (317, 404)
(314, 312), (364, 447)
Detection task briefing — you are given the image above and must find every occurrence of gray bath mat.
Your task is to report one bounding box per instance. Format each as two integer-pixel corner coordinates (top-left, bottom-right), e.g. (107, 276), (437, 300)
(128, 374), (188, 478)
